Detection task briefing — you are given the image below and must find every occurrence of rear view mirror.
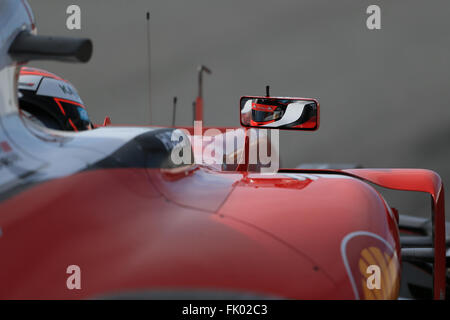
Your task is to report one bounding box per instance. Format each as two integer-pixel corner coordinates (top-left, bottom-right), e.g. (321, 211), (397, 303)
(240, 96), (319, 130)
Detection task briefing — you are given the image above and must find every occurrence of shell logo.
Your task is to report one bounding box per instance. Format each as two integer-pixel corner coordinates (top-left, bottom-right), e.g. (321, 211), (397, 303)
(359, 246), (400, 300)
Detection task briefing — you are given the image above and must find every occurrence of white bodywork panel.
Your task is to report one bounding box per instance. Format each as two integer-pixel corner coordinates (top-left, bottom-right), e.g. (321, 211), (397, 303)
(0, 0), (156, 192)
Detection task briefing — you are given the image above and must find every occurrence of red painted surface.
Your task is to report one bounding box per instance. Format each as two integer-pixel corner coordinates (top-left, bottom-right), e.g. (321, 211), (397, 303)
(195, 97), (203, 122)
(281, 167), (447, 299)
(0, 165), (407, 299)
(250, 119), (275, 126)
(0, 118), (445, 299)
(342, 169), (446, 300)
(0, 169), (335, 299)
(218, 172), (400, 296)
(292, 116), (317, 128)
(20, 67), (64, 81)
(102, 116), (111, 126)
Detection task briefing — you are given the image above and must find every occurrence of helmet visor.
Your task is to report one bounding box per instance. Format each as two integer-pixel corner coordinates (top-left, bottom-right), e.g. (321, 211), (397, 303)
(54, 98), (92, 131)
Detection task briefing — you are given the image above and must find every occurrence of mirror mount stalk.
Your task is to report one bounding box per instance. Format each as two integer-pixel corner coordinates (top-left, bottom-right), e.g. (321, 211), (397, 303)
(236, 127), (250, 172)
(195, 65), (211, 122)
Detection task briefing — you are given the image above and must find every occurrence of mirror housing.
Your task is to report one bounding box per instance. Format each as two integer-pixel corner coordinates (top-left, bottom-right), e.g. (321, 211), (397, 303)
(240, 96), (319, 130)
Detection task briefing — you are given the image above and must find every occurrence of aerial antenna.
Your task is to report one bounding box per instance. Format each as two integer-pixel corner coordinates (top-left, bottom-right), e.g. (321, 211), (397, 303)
(266, 85), (270, 97)
(172, 96), (177, 126)
(195, 65), (212, 122)
(146, 11), (152, 124)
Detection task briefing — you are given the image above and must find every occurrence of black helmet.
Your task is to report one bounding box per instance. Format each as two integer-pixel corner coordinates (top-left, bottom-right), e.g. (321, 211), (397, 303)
(18, 67), (92, 131)
(250, 98), (287, 125)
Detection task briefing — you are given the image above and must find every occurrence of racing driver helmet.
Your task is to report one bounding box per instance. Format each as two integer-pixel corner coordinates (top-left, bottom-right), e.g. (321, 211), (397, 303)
(250, 98), (287, 125)
(17, 67), (92, 131)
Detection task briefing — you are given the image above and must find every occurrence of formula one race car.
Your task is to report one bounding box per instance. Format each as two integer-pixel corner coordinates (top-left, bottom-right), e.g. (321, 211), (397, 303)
(0, 0), (448, 300)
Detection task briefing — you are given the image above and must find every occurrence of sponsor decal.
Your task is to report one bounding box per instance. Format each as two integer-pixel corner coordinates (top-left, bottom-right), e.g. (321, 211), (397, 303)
(341, 231), (400, 300)
(37, 78), (83, 104)
(58, 83), (75, 96)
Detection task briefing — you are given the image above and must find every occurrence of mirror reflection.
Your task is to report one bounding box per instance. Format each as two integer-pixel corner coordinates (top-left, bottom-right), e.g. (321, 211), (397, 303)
(240, 96), (318, 130)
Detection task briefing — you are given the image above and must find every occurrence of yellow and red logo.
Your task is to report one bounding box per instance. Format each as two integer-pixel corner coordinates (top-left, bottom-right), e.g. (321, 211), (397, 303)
(358, 246), (400, 299)
(342, 232), (400, 300)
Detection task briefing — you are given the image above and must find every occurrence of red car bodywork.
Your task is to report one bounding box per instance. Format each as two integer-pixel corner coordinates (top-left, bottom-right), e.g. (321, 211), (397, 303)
(0, 1), (446, 300)
(0, 158), (444, 299)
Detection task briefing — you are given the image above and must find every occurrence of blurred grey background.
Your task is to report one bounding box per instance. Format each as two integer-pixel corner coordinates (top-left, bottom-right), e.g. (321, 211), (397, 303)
(29, 0), (450, 218)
